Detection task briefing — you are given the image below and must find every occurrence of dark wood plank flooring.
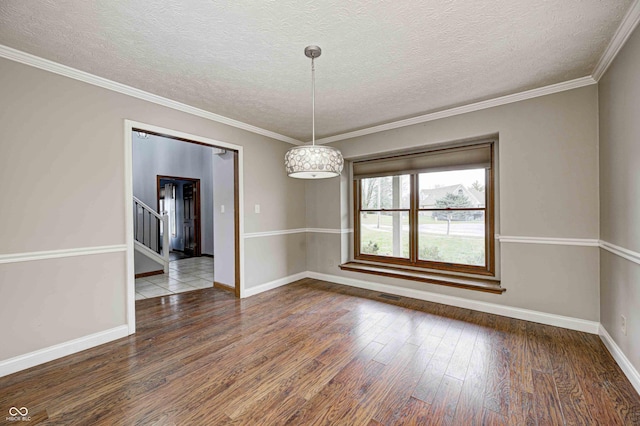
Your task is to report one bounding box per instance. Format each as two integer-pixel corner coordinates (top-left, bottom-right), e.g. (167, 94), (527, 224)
(1, 278), (639, 425)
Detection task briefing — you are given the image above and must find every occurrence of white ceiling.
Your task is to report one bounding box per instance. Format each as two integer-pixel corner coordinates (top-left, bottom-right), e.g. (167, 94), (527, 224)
(0, 1), (634, 142)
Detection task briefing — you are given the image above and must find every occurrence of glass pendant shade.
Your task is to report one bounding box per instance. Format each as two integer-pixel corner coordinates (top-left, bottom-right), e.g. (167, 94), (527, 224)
(285, 145), (344, 179)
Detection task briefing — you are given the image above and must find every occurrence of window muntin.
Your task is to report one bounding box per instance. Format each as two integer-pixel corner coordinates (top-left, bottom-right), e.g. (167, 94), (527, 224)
(354, 143), (494, 276)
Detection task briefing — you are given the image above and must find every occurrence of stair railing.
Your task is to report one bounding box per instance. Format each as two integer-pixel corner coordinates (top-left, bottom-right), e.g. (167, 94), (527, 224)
(133, 196), (170, 271)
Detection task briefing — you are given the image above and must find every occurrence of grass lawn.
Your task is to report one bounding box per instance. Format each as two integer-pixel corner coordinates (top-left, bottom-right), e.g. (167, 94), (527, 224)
(360, 213), (485, 265)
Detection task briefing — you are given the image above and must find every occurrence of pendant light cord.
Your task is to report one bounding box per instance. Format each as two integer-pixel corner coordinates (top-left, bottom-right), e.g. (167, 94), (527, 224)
(311, 56), (315, 146)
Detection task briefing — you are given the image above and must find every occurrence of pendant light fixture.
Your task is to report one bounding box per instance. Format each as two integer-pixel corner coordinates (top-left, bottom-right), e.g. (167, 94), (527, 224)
(285, 46), (344, 179)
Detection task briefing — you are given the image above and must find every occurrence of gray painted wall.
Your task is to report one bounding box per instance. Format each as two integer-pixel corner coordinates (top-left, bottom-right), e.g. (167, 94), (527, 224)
(306, 85), (601, 321)
(6, 29), (638, 380)
(134, 249), (164, 274)
(133, 133), (214, 255)
(598, 23), (640, 373)
(0, 252), (127, 359)
(0, 57), (307, 362)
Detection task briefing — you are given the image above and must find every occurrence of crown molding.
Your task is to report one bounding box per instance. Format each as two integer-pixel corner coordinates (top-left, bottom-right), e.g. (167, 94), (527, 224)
(592, 0), (640, 81)
(314, 76), (597, 145)
(9, 17), (639, 148)
(0, 44), (302, 146)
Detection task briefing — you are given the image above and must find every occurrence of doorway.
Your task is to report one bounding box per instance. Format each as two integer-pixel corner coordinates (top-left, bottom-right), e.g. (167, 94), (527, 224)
(157, 176), (202, 260)
(126, 120), (244, 334)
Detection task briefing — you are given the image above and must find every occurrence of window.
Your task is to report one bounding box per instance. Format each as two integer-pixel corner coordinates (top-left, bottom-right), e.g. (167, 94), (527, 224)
(353, 142), (495, 276)
(159, 183), (177, 238)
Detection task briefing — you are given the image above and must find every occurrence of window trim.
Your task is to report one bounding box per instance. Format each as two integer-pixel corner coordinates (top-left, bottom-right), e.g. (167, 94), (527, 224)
(353, 142), (496, 277)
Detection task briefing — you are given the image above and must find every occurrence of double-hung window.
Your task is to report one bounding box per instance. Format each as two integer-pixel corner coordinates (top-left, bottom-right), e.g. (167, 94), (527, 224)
(353, 142), (495, 276)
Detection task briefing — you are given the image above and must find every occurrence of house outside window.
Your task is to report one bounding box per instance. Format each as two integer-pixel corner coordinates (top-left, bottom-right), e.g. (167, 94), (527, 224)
(353, 141), (496, 276)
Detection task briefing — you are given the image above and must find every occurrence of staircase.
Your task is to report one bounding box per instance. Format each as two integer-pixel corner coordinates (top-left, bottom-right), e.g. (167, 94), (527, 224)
(133, 196), (170, 273)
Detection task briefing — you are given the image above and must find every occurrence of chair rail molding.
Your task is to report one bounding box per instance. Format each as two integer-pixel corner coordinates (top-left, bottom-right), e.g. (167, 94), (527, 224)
(599, 240), (640, 266)
(497, 235), (600, 247)
(243, 228), (353, 238)
(0, 44), (600, 147)
(0, 245), (127, 264)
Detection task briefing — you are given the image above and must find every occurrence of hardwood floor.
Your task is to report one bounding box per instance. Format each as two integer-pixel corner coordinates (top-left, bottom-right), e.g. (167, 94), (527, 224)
(1, 278), (639, 425)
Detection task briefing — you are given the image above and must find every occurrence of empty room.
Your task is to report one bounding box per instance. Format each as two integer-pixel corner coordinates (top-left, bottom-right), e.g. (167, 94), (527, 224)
(1, 1), (639, 424)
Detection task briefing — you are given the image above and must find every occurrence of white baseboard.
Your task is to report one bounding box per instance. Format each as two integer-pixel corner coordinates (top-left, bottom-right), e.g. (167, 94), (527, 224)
(0, 325), (129, 378)
(4, 276), (638, 396)
(307, 271), (600, 334)
(242, 271), (308, 298)
(599, 325), (640, 395)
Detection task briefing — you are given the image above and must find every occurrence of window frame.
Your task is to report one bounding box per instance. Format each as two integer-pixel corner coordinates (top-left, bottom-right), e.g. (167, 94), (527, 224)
(353, 142), (495, 277)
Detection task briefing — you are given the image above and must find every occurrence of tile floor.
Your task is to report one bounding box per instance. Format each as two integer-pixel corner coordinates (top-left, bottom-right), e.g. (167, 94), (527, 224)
(135, 256), (214, 300)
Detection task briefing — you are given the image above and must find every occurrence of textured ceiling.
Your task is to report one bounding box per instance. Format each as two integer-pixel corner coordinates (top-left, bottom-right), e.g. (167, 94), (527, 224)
(0, 1), (633, 141)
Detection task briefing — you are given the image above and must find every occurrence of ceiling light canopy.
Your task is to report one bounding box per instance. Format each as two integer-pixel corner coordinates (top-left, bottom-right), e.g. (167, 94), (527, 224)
(285, 46), (344, 179)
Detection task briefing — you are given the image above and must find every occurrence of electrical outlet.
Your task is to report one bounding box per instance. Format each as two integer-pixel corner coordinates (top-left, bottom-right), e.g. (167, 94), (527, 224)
(220, 205), (225, 213)
(621, 315), (627, 336)
(255, 204), (261, 214)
